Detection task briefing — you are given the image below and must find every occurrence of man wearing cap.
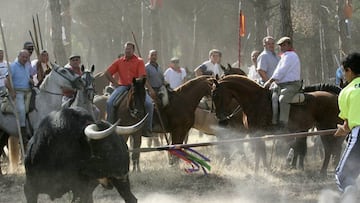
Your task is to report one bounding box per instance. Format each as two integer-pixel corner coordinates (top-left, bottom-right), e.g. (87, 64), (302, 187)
(62, 54), (82, 103)
(164, 57), (187, 89)
(257, 36), (280, 84)
(195, 49), (223, 77)
(264, 36), (301, 129)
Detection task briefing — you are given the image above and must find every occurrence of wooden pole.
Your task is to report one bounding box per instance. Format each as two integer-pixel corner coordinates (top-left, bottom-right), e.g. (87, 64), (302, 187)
(36, 13), (44, 50)
(238, 0), (242, 68)
(0, 19), (26, 160)
(129, 129), (337, 153)
(32, 15), (40, 57)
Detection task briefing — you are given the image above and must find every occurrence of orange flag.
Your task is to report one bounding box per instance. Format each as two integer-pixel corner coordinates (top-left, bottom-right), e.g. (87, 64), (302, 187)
(239, 11), (246, 37)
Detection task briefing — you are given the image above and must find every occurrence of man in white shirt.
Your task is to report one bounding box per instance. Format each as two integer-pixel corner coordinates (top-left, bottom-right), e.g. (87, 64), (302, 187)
(164, 57), (187, 89)
(194, 49), (223, 77)
(264, 37), (301, 127)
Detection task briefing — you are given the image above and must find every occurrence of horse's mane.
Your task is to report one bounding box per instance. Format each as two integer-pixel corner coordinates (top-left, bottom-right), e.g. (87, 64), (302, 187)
(221, 75), (263, 89)
(303, 83), (341, 95)
(174, 75), (210, 92)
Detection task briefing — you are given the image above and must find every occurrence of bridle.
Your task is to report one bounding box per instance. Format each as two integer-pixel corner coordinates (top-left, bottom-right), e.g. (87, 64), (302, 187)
(81, 71), (95, 102)
(211, 85), (242, 122)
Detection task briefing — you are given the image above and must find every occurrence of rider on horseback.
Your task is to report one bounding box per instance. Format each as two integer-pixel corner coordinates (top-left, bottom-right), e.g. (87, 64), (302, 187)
(264, 37), (302, 130)
(105, 42), (153, 137)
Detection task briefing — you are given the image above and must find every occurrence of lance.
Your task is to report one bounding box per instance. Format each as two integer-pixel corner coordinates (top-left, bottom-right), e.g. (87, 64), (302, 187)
(129, 129), (337, 153)
(32, 15), (40, 57)
(0, 19), (26, 160)
(36, 13), (44, 50)
(131, 31), (170, 145)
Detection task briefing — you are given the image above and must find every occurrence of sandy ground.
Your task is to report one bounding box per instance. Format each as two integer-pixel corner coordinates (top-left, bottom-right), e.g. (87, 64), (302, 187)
(0, 129), (349, 203)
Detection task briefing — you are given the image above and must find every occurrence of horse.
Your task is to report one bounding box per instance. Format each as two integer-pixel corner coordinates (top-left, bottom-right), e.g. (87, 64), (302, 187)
(0, 64), (84, 173)
(110, 78), (147, 171)
(212, 75), (344, 175)
(69, 65), (97, 119)
(94, 71), (109, 95)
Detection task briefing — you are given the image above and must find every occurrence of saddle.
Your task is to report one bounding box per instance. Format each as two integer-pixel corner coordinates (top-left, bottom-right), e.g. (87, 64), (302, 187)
(1, 88), (37, 114)
(270, 83), (305, 125)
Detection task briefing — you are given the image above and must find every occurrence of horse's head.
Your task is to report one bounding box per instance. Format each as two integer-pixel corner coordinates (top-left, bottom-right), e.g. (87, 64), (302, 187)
(221, 63), (247, 76)
(43, 63), (84, 90)
(212, 79), (234, 123)
(128, 77), (146, 119)
(80, 65), (96, 102)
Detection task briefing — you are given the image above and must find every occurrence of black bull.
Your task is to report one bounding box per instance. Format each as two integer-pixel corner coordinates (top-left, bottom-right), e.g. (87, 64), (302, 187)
(24, 107), (137, 203)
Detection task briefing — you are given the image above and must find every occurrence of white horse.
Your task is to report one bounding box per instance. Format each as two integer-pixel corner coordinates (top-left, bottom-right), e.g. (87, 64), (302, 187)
(1, 64), (83, 172)
(68, 65), (97, 120)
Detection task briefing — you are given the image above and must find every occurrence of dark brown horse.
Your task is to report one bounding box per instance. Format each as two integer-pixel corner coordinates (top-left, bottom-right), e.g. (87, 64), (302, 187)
(212, 75), (344, 175)
(153, 76), (215, 144)
(112, 78), (147, 171)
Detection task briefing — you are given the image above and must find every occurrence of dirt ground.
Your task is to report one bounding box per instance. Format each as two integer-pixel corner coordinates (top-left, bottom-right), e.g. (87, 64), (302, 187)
(0, 129), (347, 203)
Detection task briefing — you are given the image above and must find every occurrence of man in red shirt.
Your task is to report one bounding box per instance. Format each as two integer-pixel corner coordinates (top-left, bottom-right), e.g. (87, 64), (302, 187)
(105, 42), (153, 137)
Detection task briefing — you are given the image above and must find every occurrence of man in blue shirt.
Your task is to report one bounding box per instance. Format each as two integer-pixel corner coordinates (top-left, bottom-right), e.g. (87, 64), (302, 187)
(5, 49), (33, 141)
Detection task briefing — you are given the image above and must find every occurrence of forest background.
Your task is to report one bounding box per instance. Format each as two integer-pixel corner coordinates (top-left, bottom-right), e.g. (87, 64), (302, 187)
(0, 0), (358, 85)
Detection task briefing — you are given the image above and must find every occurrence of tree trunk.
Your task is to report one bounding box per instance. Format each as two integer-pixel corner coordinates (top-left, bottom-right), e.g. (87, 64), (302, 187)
(337, 0), (351, 57)
(61, 0), (71, 56)
(49, 0), (67, 66)
(253, 0), (269, 51)
(150, 8), (162, 65)
(279, 0), (293, 37)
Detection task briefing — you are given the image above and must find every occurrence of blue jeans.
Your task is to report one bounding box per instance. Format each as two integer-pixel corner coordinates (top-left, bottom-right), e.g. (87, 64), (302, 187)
(106, 85), (130, 122)
(15, 91), (27, 127)
(145, 93), (153, 132)
(106, 86), (153, 131)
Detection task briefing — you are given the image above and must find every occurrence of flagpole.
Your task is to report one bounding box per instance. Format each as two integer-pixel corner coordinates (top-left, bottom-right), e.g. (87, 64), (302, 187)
(238, 0), (242, 68)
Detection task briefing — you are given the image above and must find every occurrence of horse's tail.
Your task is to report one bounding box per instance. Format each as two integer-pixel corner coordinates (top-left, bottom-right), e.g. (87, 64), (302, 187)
(303, 83), (342, 95)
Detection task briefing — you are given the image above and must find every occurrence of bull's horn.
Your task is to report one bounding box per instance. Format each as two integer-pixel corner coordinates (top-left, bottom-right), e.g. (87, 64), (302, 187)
(115, 113), (148, 135)
(85, 119), (120, 140)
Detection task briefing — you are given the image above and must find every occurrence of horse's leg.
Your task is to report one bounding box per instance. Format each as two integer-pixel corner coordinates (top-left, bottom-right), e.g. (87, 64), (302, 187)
(8, 135), (20, 173)
(254, 140), (267, 172)
(291, 137), (307, 170)
(320, 147), (331, 176)
(131, 134), (141, 172)
(259, 140), (267, 169)
(298, 137), (307, 170)
(0, 131), (9, 175)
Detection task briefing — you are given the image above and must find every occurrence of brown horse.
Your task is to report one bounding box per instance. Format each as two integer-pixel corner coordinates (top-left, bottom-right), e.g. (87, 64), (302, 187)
(94, 71), (109, 95)
(152, 76), (215, 143)
(212, 75), (344, 175)
(111, 78), (147, 171)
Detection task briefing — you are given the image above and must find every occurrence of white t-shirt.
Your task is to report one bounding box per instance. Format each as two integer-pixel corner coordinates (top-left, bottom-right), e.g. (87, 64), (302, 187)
(196, 60), (223, 77)
(164, 67), (187, 89)
(0, 61), (8, 87)
(248, 65), (261, 82)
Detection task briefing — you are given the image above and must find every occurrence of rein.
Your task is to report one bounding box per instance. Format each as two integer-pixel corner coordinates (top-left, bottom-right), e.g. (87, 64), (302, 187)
(223, 104), (242, 121)
(53, 65), (81, 89)
(40, 88), (64, 96)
